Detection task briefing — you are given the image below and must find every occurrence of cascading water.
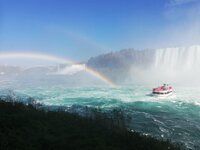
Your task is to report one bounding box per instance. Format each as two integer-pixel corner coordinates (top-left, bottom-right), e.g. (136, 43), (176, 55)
(152, 45), (200, 85)
(153, 45), (200, 72)
(130, 45), (200, 85)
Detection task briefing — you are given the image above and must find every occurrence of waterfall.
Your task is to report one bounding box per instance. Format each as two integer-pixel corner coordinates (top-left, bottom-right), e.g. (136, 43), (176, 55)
(153, 45), (200, 71)
(130, 45), (200, 85)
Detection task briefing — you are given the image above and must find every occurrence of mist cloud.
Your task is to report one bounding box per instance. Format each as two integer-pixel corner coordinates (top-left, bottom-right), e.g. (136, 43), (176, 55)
(55, 64), (86, 75)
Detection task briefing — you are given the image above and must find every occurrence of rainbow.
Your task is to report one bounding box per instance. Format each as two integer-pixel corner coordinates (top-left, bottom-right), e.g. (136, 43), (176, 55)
(0, 52), (115, 86)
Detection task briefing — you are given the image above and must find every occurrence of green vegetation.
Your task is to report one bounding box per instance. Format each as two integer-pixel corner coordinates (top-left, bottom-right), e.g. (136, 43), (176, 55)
(0, 100), (182, 150)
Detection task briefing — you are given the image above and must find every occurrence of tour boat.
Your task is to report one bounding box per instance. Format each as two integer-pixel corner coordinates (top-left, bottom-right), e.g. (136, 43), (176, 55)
(152, 84), (172, 96)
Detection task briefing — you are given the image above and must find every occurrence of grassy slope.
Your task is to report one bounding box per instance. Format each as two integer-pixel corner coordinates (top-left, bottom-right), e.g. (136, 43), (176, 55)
(0, 101), (181, 150)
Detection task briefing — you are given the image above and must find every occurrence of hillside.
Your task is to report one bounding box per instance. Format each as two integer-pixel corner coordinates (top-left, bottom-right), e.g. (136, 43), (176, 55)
(0, 100), (182, 150)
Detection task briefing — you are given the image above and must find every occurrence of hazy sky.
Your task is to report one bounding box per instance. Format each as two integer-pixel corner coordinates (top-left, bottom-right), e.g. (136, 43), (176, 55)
(1, 0), (200, 60)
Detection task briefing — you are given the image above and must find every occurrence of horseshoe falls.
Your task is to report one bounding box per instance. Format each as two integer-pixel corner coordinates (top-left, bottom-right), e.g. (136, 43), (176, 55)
(130, 45), (200, 86)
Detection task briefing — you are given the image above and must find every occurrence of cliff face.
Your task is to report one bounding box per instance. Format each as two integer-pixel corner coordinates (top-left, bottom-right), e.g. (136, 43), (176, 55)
(87, 49), (154, 83)
(88, 49), (154, 69)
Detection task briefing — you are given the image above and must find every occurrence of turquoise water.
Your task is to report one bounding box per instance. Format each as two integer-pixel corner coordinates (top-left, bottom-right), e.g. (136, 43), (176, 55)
(0, 77), (200, 149)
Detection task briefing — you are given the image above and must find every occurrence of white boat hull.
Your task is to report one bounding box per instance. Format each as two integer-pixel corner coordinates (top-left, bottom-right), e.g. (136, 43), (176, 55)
(152, 91), (172, 97)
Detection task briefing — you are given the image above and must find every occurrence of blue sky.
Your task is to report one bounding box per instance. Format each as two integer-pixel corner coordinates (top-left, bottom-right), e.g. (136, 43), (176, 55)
(1, 0), (200, 60)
